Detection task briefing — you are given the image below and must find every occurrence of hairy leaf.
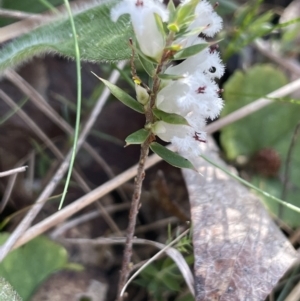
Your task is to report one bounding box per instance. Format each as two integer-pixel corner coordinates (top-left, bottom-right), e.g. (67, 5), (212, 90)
(0, 0), (133, 72)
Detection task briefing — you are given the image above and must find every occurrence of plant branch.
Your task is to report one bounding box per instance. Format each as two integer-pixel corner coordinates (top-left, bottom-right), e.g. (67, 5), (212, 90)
(116, 138), (151, 300)
(116, 34), (175, 299)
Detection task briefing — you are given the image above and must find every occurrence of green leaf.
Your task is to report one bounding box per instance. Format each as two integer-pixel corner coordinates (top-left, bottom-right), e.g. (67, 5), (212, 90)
(0, 0), (134, 72)
(150, 142), (194, 170)
(138, 53), (155, 77)
(173, 43), (208, 60)
(176, 0), (199, 27)
(0, 234), (69, 300)
(157, 73), (186, 80)
(220, 64), (300, 227)
(153, 108), (189, 125)
(92, 73), (144, 114)
(125, 129), (150, 145)
(167, 0), (177, 23)
(0, 278), (22, 301)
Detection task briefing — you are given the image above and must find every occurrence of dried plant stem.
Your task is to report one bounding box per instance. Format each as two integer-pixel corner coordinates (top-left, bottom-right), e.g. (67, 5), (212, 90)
(0, 62), (125, 262)
(116, 140), (150, 300)
(0, 9), (44, 20)
(0, 166), (27, 178)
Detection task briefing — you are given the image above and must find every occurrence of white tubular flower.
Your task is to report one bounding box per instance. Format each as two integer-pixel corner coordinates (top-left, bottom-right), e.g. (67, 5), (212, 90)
(111, 0), (168, 60)
(153, 0), (224, 164)
(166, 47), (225, 79)
(192, 0), (223, 37)
(152, 121), (207, 159)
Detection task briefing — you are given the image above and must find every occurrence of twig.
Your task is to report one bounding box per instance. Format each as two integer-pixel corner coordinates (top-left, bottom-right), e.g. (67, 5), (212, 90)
(27, 152), (35, 198)
(254, 39), (300, 76)
(116, 139), (151, 299)
(8, 76), (300, 252)
(50, 203), (130, 239)
(116, 33), (172, 299)
(0, 171), (19, 213)
(0, 62), (126, 262)
(206, 77), (300, 133)
(0, 166), (27, 178)
(0, 8), (45, 20)
(0, 164), (27, 213)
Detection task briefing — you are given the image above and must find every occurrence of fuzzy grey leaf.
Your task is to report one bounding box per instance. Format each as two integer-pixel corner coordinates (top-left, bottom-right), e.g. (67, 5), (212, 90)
(0, 0), (133, 72)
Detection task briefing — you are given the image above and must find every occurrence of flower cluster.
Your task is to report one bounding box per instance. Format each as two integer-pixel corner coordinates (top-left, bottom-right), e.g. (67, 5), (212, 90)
(111, 0), (224, 165)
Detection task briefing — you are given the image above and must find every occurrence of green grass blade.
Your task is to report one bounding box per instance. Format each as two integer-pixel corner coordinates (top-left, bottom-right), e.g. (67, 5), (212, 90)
(201, 155), (300, 214)
(58, 0), (82, 210)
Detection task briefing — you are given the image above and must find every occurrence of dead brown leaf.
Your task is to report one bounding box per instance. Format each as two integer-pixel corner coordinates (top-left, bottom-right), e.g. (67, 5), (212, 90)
(182, 138), (298, 301)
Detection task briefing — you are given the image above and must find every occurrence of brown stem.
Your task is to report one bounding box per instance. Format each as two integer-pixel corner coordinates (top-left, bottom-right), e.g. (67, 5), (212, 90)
(116, 137), (152, 300)
(116, 31), (175, 300)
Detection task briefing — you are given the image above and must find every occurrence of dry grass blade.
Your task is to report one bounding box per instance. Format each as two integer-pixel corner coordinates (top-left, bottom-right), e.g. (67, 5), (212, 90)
(0, 89), (90, 193)
(64, 233), (195, 297)
(0, 166), (27, 178)
(255, 39), (300, 76)
(50, 203), (130, 239)
(0, 9), (44, 20)
(182, 138), (298, 301)
(4, 69), (128, 203)
(206, 77), (300, 134)
(0, 62), (126, 262)
(11, 152), (162, 250)
(0, 0), (90, 43)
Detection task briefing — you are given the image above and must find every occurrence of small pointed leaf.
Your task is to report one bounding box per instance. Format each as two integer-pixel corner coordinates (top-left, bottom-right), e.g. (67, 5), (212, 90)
(138, 53), (155, 77)
(176, 0), (199, 27)
(158, 73), (186, 80)
(173, 43), (208, 60)
(153, 108), (189, 125)
(150, 142), (194, 169)
(167, 0), (177, 23)
(125, 128), (150, 145)
(92, 73), (144, 114)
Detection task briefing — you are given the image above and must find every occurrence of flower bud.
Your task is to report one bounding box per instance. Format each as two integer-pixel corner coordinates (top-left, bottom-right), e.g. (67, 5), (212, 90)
(135, 83), (149, 104)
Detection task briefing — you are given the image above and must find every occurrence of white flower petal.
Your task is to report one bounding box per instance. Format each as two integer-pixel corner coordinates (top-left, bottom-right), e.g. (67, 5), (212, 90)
(111, 0), (168, 59)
